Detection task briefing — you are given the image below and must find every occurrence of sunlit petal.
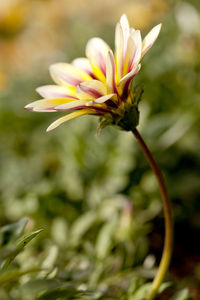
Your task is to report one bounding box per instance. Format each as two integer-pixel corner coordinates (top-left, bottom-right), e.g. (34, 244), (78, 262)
(106, 50), (116, 93)
(94, 93), (115, 104)
(50, 63), (92, 87)
(25, 98), (78, 112)
(115, 22), (124, 82)
(75, 80), (107, 100)
(142, 24), (162, 58)
(123, 30), (142, 75)
(118, 64), (141, 92)
(120, 14), (130, 52)
(46, 110), (94, 131)
(36, 85), (76, 98)
(72, 57), (94, 78)
(55, 100), (88, 111)
(86, 38), (111, 82)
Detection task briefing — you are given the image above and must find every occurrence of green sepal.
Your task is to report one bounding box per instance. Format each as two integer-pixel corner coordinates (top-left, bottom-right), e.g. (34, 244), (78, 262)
(116, 103), (140, 131)
(98, 84), (143, 132)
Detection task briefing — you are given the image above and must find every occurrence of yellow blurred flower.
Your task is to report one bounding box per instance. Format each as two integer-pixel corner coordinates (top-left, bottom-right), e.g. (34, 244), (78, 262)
(26, 15), (161, 132)
(0, 0), (168, 76)
(0, 0), (29, 36)
(66, 0), (170, 29)
(0, 0), (69, 74)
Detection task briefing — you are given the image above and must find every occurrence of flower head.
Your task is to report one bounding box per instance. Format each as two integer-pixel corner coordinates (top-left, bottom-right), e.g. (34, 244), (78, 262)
(25, 14), (161, 132)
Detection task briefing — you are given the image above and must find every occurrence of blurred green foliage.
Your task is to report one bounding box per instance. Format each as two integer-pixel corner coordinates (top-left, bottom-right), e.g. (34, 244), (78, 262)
(1, 0), (200, 299)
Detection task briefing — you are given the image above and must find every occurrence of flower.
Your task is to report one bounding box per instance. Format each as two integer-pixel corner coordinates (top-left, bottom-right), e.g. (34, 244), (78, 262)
(25, 14), (161, 132)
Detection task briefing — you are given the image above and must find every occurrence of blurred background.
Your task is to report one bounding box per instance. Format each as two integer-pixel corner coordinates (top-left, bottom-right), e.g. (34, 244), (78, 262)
(0, 0), (200, 299)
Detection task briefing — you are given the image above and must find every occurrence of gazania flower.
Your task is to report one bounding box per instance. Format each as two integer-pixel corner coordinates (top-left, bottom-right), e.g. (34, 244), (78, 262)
(25, 15), (173, 300)
(25, 14), (161, 132)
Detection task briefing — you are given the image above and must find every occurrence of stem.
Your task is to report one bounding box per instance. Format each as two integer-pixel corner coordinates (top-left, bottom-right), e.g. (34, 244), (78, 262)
(132, 128), (173, 300)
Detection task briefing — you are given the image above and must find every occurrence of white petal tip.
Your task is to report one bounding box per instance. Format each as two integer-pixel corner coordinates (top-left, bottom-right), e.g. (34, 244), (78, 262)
(49, 63), (62, 75)
(49, 63), (58, 71)
(46, 123), (57, 132)
(120, 14), (128, 23)
(152, 23), (162, 39)
(35, 87), (41, 93)
(24, 104), (33, 111)
(49, 64), (55, 73)
(142, 23), (162, 57)
(155, 23), (162, 33)
(46, 126), (52, 132)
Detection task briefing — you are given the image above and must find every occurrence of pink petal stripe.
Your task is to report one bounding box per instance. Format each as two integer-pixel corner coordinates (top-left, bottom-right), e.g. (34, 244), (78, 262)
(128, 30), (142, 72)
(75, 80), (107, 100)
(72, 58), (96, 79)
(79, 84), (103, 99)
(56, 73), (82, 86)
(97, 52), (107, 76)
(115, 22), (124, 81)
(119, 64), (141, 92)
(50, 64), (92, 88)
(106, 50), (117, 94)
(86, 38), (111, 82)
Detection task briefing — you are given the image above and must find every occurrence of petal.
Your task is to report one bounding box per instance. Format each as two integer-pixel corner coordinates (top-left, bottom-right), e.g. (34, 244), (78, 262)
(46, 109), (94, 132)
(25, 98), (77, 112)
(75, 80), (107, 100)
(120, 14), (130, 52)
(106, 50), (116, 93)
(49, 63), (92, 87)
(123, 30), (142, 76)
(118, 64), (141, 92)
(142, 24), (162, 58)
(55, 100), (88, 111)
(86, 38), (111, 82)
(72, 57), (94, 78)
(94, 93), (115, 104)
(115, 22), (124, 82)
(36, 85), (76, 98)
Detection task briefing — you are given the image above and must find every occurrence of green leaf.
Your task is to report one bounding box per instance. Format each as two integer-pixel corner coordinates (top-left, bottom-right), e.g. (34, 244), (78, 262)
(1, 229), (43, 271)
(95, 216), (118, 260)
(37, 288), (75, 300)
(17, 229), (43, 250)
(171, 289), (191, 300)
(158, 282), (172, 294)
(69, 212), (96, 247)
(128, 281), (171, 300)
(0, 268), (41, 287)
(129, 283), (151, 300)
(20, 279), (76, 299)
(128, 276), (145, 296)
(0, 217), (29, 246)
(38, 289), (102, 300)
